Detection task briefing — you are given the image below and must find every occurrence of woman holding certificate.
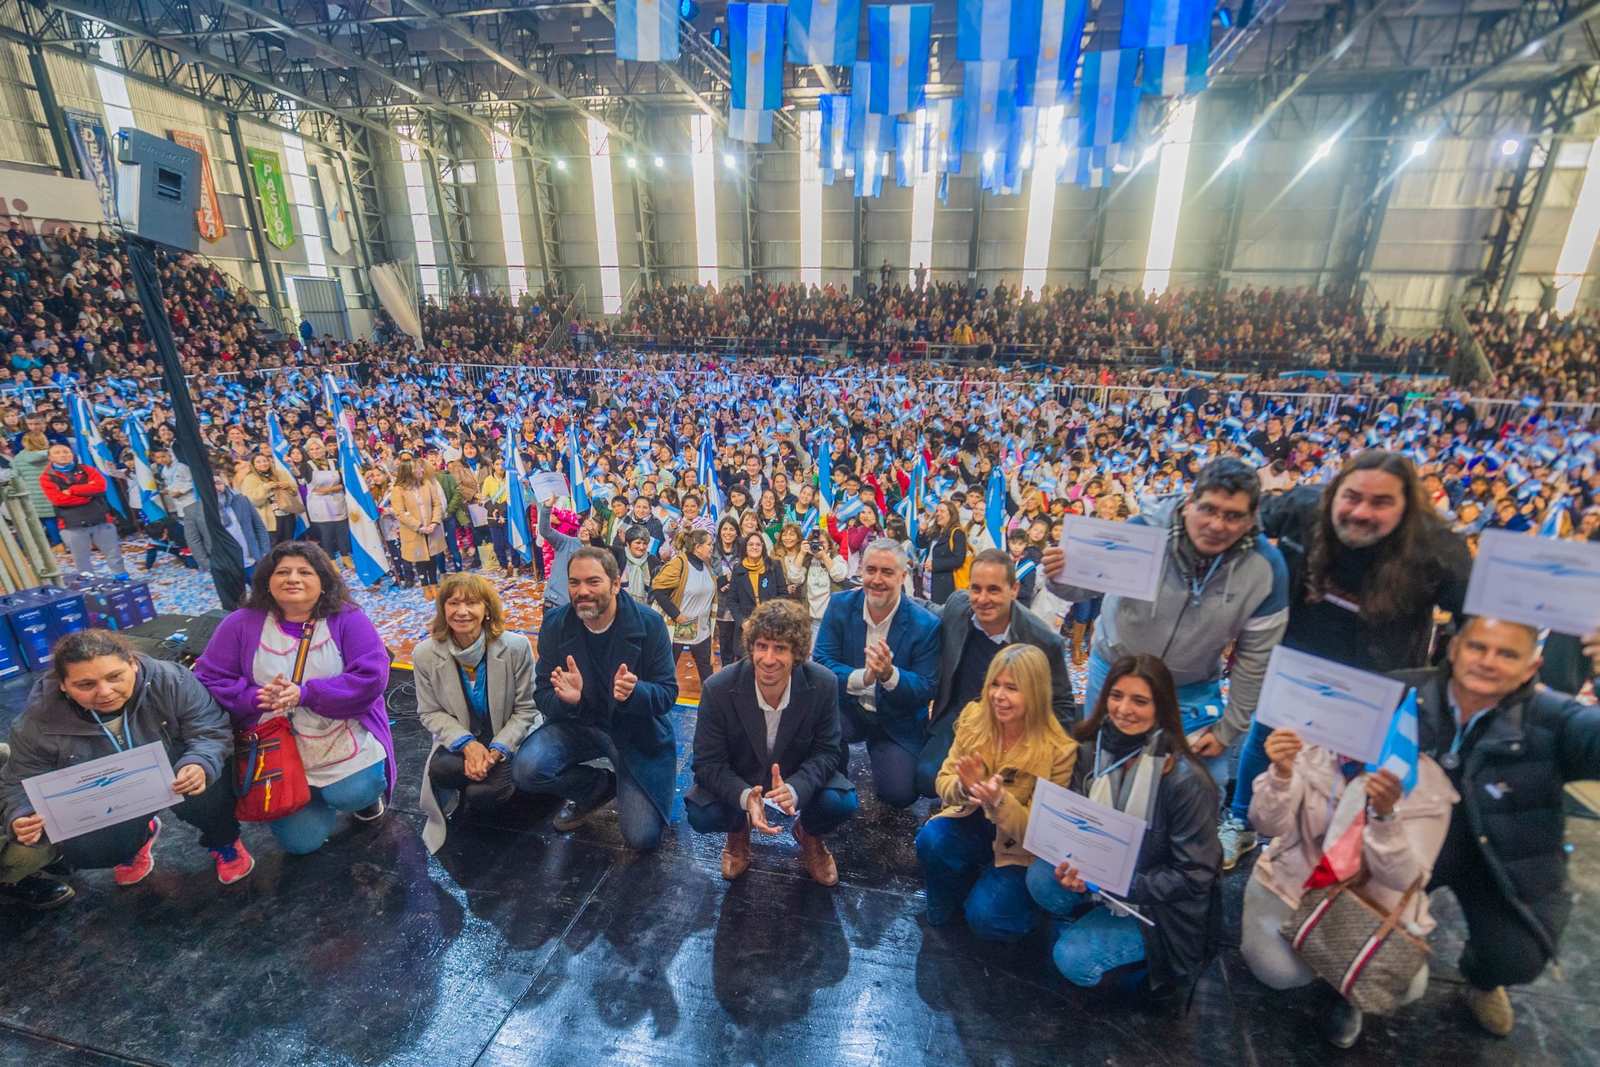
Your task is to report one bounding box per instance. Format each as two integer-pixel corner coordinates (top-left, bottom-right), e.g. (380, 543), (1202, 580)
(1026, 655), (1222, 998)
(916, 645), (1076, 941)
(194, 541), (395, 856)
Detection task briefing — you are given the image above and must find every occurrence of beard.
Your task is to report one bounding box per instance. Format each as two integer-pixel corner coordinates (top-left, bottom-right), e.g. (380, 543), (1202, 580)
(573, 594), (611, 620)
(1332, 516), (1388, 549)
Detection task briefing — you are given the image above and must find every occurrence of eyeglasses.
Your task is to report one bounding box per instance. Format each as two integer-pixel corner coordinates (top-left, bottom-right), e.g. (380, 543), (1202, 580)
(1191, 501), (1253, 526)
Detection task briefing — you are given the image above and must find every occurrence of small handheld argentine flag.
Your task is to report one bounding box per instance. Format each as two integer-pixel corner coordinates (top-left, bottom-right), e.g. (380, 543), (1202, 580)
(1365, 688), (1420, 795)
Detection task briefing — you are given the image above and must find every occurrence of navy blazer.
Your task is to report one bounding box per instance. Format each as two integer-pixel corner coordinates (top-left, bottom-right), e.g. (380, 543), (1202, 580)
(534, 592), (680, 821)
(813, 588), (942, 753)
(690, 659), (852, 812)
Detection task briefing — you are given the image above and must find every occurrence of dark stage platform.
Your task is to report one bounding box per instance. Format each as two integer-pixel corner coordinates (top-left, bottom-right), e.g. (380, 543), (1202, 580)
(0, 669), (1597, 1067)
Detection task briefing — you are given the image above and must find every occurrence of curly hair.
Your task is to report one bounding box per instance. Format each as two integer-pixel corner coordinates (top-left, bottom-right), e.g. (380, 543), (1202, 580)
(242, 540), (356, 620)
(742, 598), (813, 660)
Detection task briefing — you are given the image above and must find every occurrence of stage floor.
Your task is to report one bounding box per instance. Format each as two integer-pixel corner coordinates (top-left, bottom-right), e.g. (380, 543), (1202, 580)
(1, 667), (1598, 1067)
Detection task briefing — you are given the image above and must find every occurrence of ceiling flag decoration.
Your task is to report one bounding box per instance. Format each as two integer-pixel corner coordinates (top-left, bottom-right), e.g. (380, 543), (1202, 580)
(1120, 0), (1212, 49)
(1078, 48), (1140, 149)
(728, 106), (776, 144)
(729, 3), (786, 111)
(787, 0), (861, 67)
(867, 4), (933, 115)
(1015, 0), (1090, 108)
(956, 0), (1043, 61)
(849, 61), (897, 153)
(616, 0), (681, 62)
(819, 95), (852, 185)
(1142, 39), (1210, 96)
(961, 59), (1018, 156)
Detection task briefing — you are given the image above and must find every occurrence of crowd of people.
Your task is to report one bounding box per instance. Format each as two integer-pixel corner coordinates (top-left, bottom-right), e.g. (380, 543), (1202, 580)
(1, 219), (1599, 1049)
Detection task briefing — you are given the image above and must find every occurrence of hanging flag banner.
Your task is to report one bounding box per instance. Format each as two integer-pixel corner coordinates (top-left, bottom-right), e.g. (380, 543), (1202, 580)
(1120, 0), (1212, 49)
(1016, 0), (1090, 108)
(867, 3), (933, 116)
(956, 0), (1043, 61)
(932, 98), (964, 174)
(819, 95), (852, 185)
(315, 162), (353, 254)
(787, 0), (860, 67)
(1079, 48), (1141, 149)
(166, 130), (225, 243)
(63, 108), (116, 224)
(729, 3), (786, 112)
(1142, 39), (1210, 96)
(849, 61), (896, 153)
(728, 107), (776, 144)
(247, 147), (296, 250)
(961, 59), (1018, 156)
(616, 0), (681, 62)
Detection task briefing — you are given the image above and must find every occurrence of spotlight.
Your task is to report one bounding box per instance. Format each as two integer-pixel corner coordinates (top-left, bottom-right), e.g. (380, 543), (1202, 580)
(678, 0), (699, 19)
(723, 152), (737, 170)
(1410, 139), (1431, 160)
(653, 155), (665, 168)
(626, 156), (638, 170)
(1310, 136), (1336, 164)
(1500, 137), (1522, 157)
(709, 26), (723, 48)
(554, 158), (567, 172)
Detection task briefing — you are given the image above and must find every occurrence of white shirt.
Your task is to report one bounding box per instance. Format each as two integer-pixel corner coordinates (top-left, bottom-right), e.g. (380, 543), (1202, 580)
(971, 612), (1012, 645)
(847, 596), (902, 711)
(738, 676), (793, 809)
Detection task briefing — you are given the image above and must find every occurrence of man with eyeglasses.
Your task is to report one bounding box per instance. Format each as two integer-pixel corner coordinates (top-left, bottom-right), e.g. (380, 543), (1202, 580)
(1041, 457), (1289, 850)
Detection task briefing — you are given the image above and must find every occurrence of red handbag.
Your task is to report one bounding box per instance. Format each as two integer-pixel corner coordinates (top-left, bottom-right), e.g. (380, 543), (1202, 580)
(233, 630), (314, 822)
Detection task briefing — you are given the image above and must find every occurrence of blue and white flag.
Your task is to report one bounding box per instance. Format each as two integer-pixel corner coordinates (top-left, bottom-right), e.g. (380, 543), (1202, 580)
(123, 415), (164, 522)
(321, 373), (389, 586)
(985, 466), (1007, 548)
(1142, 39), (1209, 95)
(566, 422), (591, 512)
(729, 3), (786, 112)
(961, 59), (1018, 155)
(615, 0), (680, 62)
(895, 120), (918, 186)
(266, 412), (308, 537)
(1365, 688), (1420, 795)
(957, 0), (1042, 60)
(504, 421), (534, 565)
(728, 106), (775, 144)
(854, 146), (887, 197)
(1539, 499), (1569, 539)
(67, 392), (124, 517)
(849, 62), (897, 152)
(1079, 48), (1141, 147)
(787, 0), (860, 66)
(932, 98), (965, 173)
(697, 432), (723, 520)
(867, 3), (933, 115)
(1016, 0), (1090, 108)
(834, 495), (866, 523)
(819, 95), (852, 184)
(1120, 0), (1212, 49)
(906, 453), (928, 543)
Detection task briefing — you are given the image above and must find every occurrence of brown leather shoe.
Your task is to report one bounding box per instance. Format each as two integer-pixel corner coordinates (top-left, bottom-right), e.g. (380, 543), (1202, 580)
(794, 821), (839, 887)
(1467, 986), (1515, 1038)
(721, 827), (751, 881)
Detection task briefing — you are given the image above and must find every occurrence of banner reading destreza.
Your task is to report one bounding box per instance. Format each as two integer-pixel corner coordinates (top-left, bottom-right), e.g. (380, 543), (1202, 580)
(167, 129), (226, 242)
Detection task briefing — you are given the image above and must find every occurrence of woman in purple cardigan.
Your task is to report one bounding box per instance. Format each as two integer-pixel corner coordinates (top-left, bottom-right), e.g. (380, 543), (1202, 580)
(194, 541), (394, 855)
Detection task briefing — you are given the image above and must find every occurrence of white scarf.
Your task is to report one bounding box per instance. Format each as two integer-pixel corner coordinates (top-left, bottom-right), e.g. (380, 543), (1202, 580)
(1089, 730), (1164, 824)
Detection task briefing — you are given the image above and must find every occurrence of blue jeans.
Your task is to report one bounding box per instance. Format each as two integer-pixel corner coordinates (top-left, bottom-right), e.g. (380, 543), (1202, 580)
(442, 516), (467, 570)
(1026, 859), (1148, 988)
(1230, 716), (1273, 826)
(269, 761), (387, 855)
(914, 813), (1036, 942)
(684, 786), (859, 837)
(511, 720), (666, 851)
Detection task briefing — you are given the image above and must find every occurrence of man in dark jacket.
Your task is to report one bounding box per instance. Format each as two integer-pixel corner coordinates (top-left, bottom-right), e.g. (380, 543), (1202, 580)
(1400, 616), (1600, 1037)
(511, 547), (679, 850)
(39, 442), (127, 578)
(0, 630), (251, 909)
(916, 549), (1076, 799)
(688, 599), (856, 886)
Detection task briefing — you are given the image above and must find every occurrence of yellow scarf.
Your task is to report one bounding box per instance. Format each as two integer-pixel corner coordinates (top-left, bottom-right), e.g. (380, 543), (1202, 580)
(742, 556), (766, 598)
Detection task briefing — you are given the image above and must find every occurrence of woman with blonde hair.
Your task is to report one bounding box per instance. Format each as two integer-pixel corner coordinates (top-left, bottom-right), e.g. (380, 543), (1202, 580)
(390, 452), (448, 600)
(915, 644), (1076, 941)
(411, 573), (540, 852)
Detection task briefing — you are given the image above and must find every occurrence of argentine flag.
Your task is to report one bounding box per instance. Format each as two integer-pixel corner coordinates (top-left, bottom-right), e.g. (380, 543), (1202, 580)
(697, 432), (723, 520)
(1120, 0), (1212, 49)
(932, 98), (964, 173)
(729, 3), (786, 111)
(961, 59), (1018, 155)
(504, 420), (534, 565)
(957, 0), (1043, 61)
(1365, 688), (1420, 794)
(566, 422), (591, 512)
(1016, 0), (1090, 108)
(123, 415), (165, 522)
(321, 374), (390, 586)
(849, 61), (896, 152)
(267, 412), (308, 537)
(1539, 500), (1569, 539)
(67, 392), (125, 517)
(1079, 48), (1141, 148)
(819, 95), (852, 184)
(1142, 40), (1209, 96)
(615, 0), (680, 62)
(985, 466), (1007, 548)
(728, 106), (775, 144)
(867, 3), (933, 115)
(787, 0), (860, 66)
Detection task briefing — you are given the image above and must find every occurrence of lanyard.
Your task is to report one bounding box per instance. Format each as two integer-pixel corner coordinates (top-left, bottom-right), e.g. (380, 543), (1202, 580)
(95, 711), (135, 753)
(1443, 707), (1494, 770)
(1092, 732), (1142, 784)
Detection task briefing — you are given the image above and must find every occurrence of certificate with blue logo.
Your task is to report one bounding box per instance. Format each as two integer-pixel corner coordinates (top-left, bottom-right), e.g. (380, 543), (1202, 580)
(1256, 646), (1404, 765)
(1059, 516), (1168, 602)
(1023, 778), (1146, 897)
(21, 742), (180, 844)
(1464, 530), (1600, 637)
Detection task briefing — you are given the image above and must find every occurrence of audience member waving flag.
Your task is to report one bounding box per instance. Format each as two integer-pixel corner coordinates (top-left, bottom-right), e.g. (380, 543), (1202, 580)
(122, 414), (165, 522)
(1365, 688), (1421, 795)
(68, 391), (125, 516)
(266, 411), (308, 537)
(566, 421), (591, 512)
(985, 465), (1007, 548)
(321, 373), (390, 587)
(698, 432), (724, 520)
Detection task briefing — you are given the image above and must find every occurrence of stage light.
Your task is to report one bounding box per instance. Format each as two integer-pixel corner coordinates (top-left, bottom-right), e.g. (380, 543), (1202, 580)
(1410, 139), (1431, 160)
(709, 27), (723, 48)
(554, 158), (567, 172)
(723, 152), (737, 170)
(653, 155), (665, 168)
(1501, 138), (1522, 157)
(679, 0), (699, 19)
(1310, 136), (1336, 164)
(626, 156), (638, 170)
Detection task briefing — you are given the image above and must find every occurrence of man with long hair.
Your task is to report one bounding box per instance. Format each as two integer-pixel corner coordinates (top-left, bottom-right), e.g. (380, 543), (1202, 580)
(1226, 450), (1472, 865)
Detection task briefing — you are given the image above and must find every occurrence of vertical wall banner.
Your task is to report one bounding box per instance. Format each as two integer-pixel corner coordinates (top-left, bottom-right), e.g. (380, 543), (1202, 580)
(166, 130), (226, 243)
(316, 163), (353, 254)
(63, 108), (116, 223)
(246, 147), (296, 250)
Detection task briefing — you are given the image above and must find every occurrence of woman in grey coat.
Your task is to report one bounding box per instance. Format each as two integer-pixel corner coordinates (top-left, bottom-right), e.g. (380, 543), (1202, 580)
(413, 573), (540, 852)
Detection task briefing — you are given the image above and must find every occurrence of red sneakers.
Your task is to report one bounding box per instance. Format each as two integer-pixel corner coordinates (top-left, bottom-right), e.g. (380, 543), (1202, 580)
(113, 817), (161, 887)
(210, 839), (256, 885)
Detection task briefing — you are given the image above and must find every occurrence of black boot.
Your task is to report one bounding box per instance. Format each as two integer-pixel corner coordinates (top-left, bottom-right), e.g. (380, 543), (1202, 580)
(0, 873), (76, 911)
(552, 772), (618, 831)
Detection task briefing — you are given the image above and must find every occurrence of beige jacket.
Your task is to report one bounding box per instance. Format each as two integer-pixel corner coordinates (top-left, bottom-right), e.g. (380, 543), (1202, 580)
(1248, 746), (1458, 934)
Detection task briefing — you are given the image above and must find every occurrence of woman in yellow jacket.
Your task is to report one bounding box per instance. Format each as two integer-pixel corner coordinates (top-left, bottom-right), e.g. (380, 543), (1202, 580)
(915, 643), (1077, 941)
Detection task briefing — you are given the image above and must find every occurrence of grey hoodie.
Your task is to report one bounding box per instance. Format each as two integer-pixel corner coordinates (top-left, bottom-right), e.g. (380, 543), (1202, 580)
(1046, 495), (1290, 745)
